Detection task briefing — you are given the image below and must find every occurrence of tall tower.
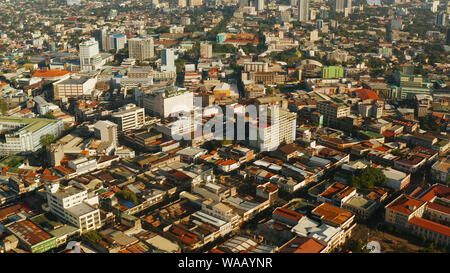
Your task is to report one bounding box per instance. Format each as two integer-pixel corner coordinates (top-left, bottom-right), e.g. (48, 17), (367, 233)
(200, 42), (213, 59)
(257, 0), (264, 11)
(129, 37), (154, 61)
(335, 0), (345, 12)
(298, 0), (309, 22)
(161, 48), (176, 72)
(79, 38), (102, 71)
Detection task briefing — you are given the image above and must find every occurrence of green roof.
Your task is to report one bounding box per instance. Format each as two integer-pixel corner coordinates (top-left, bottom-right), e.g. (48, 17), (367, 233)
(0, 117), (61, 135)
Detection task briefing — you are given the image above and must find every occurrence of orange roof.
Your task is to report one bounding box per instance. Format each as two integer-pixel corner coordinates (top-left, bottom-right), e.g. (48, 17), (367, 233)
(31, 69), (69, 78)
(386, 194), (426, 215)
(312, 203), (354, 226)
(409, 217), (450, 237)
(418, 184), (450, 202)
(273, 207), (304, 222)
(355, 88), (380, 101)
(374, 146), (389, 152)
(382, 131), (395, 138)
(279, 236), (325, 253)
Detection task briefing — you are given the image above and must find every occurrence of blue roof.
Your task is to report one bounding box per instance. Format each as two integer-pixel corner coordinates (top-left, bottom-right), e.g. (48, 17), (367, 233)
(118, 199), (136, 209)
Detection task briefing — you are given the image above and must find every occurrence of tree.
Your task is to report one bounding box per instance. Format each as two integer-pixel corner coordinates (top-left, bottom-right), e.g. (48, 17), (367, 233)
(351, 167), (386, 189)
(116, 190), (138, 205)
(44, 111), (56, 119)
(40, 134), (55, 148)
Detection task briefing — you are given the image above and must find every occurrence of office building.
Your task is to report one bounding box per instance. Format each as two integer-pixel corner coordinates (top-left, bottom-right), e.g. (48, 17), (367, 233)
(436, 13), (448, 26)
(53, 76), (97, 99)
(111, 103), (146, 132)
(316, 100), (350, 126)
(128, 37), (155, 61)
(107, 33), (127, 52)
(79, 38), (102, 72)
(92, 28), (108, 52)
(335, 0), (345, 12)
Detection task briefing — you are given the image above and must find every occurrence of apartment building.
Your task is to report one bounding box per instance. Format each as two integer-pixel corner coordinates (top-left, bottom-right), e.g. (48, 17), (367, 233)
(250, 108), (297, 151)
(111, 104), (146, 132)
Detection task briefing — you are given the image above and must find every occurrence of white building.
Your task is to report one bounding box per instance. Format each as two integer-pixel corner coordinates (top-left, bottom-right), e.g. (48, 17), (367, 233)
(94, 120), (118, 147)
(79, 38), (102, 72)
(68, 157), (98, 175)
(111, 104), (146, 132)
(161, 48), (176, 73)
(0, 117), (64, 155)
(46, 183), (101, 233)
(143, 86), (193, 118)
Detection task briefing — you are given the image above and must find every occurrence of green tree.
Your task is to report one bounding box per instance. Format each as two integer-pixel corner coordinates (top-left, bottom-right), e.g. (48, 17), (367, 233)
(44, 111), (56, 119)
(116, 190), (139, 205)
(351, 167), (386, 189)
(40, 134), (55, 148)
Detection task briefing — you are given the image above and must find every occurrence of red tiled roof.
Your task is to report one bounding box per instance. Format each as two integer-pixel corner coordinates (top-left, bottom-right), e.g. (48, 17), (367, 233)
(355, 88), (381, 101)
(418, 184), (450, 202)
(279, 236), (325, 253)
(273, 207), (304, 222)
(386, 194), (426, 215)
(409, 217), (450, 237)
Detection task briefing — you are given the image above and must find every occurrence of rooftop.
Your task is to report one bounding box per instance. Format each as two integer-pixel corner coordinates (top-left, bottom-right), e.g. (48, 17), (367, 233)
(386, 194), (426, 215)
(6, 220), (53, 246)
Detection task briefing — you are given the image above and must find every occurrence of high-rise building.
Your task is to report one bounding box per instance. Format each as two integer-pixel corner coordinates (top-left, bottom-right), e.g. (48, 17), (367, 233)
(111, 104), (146, 132)
(436, 13), (448, 26)
(92, 28), (108, 52)
(106, 33), (127, 52)
(346, 0), (352, 14)
(298, 0), (309, 22)
(161, 48), (176, 72)
(250, 108), (297, 152)
(94, 120), (118, 147)
(128, 37), (154, 61)
(447, 28), (450, 45)
(290, 0), (297, 7)
(335, 0), (345, 12)
(79, 38), (102, 71)
(200, 42), (213, 58)
(257, 0), (264, 11)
